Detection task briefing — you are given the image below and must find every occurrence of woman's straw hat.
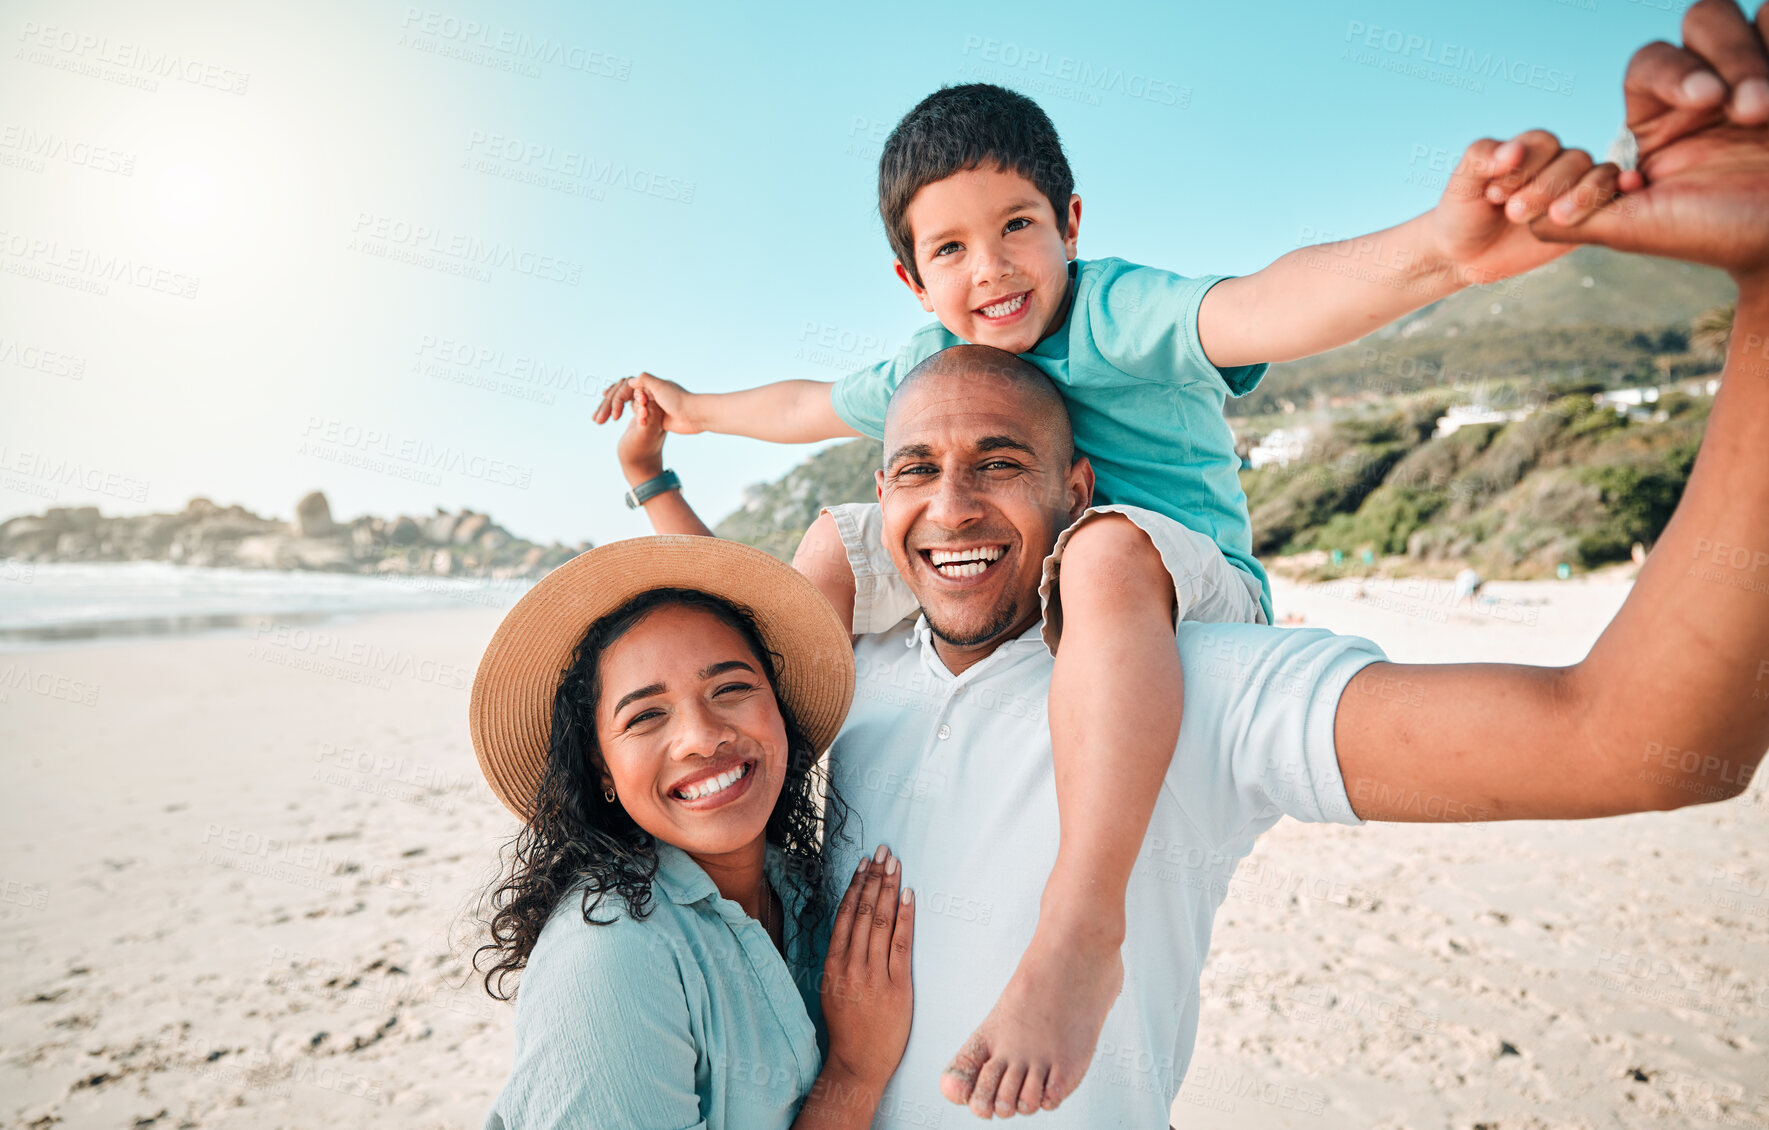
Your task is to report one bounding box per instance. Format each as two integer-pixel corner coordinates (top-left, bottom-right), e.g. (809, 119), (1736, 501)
(469, 535), (856, 819)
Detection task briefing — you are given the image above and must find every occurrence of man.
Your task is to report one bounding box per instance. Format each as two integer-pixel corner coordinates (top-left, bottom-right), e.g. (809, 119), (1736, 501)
(617, 2), (1769, 1122)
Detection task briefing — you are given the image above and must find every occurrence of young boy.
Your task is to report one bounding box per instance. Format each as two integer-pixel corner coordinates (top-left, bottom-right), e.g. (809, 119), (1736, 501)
(594, 84), (1618, 1115)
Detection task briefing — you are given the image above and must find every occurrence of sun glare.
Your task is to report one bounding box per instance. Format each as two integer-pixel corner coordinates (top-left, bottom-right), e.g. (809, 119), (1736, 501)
(154, 162), (222, 227)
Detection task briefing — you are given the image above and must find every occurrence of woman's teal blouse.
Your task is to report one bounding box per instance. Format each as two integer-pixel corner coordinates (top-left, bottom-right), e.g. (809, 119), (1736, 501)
(484, 843), (824, 1129)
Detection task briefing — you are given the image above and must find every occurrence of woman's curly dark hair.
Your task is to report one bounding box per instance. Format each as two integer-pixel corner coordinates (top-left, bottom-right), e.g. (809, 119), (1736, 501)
(475, 587), (849, 999)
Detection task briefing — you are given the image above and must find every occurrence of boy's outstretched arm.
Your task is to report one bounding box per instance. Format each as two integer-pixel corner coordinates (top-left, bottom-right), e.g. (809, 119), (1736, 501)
(1200, 130), (1627, 368)
(595, 372), (862, 444)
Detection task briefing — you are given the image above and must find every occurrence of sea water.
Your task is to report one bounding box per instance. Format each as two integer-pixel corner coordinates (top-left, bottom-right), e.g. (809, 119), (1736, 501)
(0, 561), (531, 649)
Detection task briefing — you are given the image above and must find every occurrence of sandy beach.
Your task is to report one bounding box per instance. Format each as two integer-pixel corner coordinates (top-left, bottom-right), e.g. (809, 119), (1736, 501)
(2, 575), (1764, 1129)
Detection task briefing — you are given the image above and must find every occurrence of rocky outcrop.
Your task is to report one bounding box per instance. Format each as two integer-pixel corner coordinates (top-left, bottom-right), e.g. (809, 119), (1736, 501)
(293, 491), (336, 537)
(0, 493), (585, 579)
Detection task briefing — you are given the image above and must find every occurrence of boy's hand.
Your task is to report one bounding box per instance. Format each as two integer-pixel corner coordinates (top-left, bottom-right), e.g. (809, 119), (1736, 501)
(593, 373), (703, 434)
(1429, 131), (1625, 285)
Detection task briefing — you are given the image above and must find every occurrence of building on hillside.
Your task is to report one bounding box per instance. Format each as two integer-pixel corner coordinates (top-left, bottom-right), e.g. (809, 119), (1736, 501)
(1594, 386), (1660, 410)
(1594, 386), (1667, 423)
(1433, 403), (1530, 438)
(1246, 427), (1313, 469)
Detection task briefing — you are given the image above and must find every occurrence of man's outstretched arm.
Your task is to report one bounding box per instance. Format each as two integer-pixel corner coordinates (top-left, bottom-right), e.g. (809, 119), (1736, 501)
(1335, 0), (1769, 822)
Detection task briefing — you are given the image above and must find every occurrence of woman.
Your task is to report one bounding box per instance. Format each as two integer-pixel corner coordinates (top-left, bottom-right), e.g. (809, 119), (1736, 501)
(471, 530), (913, 1129)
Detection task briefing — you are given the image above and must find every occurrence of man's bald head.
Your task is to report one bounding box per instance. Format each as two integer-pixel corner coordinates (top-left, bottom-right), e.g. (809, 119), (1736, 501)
(885, 345), (1075, 467)
(873, 343), (1094, 666)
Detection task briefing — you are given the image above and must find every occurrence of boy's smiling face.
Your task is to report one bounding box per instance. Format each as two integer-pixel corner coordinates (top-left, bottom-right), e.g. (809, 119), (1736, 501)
(895, 163), (1082, 355)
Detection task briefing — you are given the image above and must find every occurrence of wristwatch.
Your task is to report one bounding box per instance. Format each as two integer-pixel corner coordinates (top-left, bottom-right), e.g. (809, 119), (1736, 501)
(624, 469), (682, 509)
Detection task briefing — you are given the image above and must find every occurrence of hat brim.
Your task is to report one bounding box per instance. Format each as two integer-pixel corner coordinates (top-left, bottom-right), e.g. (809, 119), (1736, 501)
(469, 535), (856, 819)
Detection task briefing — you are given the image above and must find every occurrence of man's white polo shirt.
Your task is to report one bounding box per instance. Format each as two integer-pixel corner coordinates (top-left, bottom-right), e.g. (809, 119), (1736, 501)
(824, 614), (1384, 1128)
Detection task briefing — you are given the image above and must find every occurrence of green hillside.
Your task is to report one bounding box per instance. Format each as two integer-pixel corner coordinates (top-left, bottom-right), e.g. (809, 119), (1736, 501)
(1242, 389), (1710, 576)
(1369, 246), (1732, 334)
(713, 438), (884, 561)
(1238, 247), (1734, 416)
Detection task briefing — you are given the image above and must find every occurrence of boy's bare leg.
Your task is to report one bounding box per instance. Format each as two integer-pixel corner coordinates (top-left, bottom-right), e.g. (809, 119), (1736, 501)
(942, 515), (1179, 1116)
(793, 511), (858, 637)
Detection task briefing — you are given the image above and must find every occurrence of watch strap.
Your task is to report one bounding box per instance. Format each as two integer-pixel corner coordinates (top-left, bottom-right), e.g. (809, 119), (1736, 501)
(624, 469), (682, 509)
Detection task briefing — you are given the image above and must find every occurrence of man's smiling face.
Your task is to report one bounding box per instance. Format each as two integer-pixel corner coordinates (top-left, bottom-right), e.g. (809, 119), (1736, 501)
(876, 347), (1091, 670)
(895, 164), (1082, 355)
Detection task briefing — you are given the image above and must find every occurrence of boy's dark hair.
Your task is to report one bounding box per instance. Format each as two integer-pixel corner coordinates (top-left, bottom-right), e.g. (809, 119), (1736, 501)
(878, 83), (1074, 287)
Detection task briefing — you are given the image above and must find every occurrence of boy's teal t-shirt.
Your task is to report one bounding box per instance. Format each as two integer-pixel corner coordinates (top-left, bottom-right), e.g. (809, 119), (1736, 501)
(831, 256), (1272, 619)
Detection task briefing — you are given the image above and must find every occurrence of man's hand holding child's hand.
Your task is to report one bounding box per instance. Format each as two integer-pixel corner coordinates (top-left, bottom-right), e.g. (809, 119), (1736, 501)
(1426, 131), (1624, 286)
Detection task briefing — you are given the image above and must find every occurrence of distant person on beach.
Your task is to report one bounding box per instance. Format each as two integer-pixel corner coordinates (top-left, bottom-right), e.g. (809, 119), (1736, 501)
(594, 61), (1625, 1120)
(597, 5), (1769, 1116)
(1455, 567), (1485, 607)
(471, 541), (915, 1130)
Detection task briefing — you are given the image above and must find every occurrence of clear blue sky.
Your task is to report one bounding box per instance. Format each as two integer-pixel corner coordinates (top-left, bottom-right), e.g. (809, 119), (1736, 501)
(1, 0), (1701, 545)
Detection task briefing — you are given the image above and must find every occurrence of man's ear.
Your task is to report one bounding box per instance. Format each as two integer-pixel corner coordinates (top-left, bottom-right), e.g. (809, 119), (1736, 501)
(894, 260), (936, 313)
(1066, 454), (1095, 522)
(875, 468), (886, 500)
(1063, 194), (1082, 260)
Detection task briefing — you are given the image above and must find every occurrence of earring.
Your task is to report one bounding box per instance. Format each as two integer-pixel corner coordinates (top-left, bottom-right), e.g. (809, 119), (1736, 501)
(603, 786), (616, 803)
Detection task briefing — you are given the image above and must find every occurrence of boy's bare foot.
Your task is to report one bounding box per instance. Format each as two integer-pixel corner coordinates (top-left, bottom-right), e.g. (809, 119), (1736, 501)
(940, 921), (1123, 1117)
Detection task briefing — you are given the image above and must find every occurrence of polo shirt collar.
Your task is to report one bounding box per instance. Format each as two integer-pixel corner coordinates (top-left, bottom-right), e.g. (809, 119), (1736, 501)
(910, 613), (1050, 679)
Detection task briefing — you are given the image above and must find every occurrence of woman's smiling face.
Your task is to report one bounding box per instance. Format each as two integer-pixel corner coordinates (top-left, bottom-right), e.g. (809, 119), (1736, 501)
(592, 602), (789, 860)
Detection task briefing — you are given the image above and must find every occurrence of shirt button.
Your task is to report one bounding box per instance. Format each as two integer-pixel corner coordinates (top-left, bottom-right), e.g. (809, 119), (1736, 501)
(938, 724), (951, 740)
(951, 684), (965, 695)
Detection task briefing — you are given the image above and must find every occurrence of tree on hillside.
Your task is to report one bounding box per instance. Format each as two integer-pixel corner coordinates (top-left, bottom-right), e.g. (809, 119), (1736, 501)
(1691, 303), (1734, 366)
